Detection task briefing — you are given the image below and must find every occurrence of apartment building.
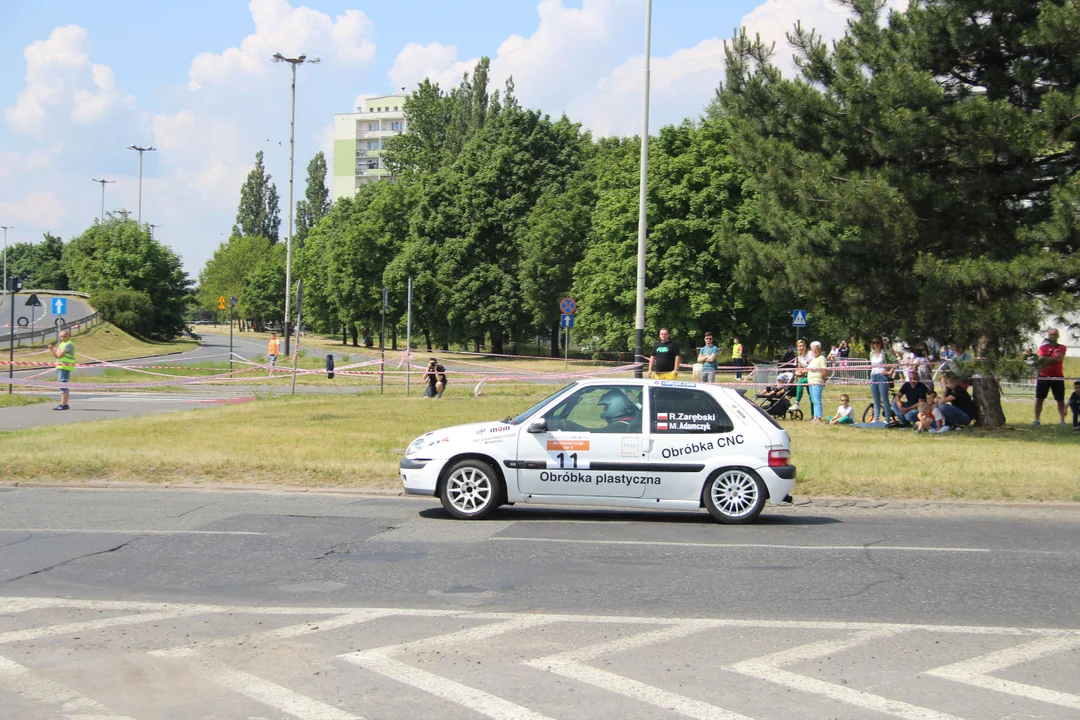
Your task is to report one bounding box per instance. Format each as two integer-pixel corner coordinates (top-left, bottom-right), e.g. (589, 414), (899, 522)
(332, 93), (407, 200)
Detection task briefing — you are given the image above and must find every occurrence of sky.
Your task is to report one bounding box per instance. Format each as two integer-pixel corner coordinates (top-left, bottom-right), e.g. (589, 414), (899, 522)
(0, 0), (905, 278)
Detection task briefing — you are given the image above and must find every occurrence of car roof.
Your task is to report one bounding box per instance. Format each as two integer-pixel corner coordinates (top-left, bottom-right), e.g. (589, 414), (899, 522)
(575, 378), (739, 396)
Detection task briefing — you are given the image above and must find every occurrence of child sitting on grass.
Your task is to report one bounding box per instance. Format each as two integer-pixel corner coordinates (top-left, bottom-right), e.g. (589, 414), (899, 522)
(827, 394), (855, 425)
(915, 390), (947, 433)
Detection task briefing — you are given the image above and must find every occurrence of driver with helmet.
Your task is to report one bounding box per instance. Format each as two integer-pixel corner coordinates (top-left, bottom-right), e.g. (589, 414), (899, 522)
(597, 389), (640, 431)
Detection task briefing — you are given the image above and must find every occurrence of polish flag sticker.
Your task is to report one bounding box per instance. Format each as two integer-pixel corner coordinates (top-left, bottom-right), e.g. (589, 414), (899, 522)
(656, 413), (669, 420)
(657, 422), (669, 431)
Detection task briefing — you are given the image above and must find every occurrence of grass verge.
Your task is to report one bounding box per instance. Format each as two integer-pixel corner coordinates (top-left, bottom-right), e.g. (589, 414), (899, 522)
(0, 383), (1076, 501)
(0, 393), (50, 409)
(14, 321), (198, 363)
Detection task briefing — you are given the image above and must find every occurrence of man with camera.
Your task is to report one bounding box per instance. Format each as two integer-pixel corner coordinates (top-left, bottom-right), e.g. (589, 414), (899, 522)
(425, 358), (447, 398)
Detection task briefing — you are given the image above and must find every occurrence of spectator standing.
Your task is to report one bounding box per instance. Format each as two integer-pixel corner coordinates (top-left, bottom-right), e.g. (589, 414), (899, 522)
(868, 337), (895, 423)
(266, 333), (280, 376)
(1069, 381), (1080, 432)
(838, 340), (850, 367)
(791, 339), (811, 413)
(1033, 328), (1067, 426)
(914, 344), (935, 392)
(806, 341), (829, 423)
(648, 328), (681, 380)
(48, 329), (75, 411)
(697, 333), (719, 384)
(892, 369), (929, 424)
(940, 375), (975, 428)
(731, 337), (745, 380)
(945, 343), (972, 376)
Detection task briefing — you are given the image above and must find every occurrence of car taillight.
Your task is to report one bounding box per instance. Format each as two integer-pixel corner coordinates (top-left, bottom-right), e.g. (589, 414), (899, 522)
(768, 449), (790, 467)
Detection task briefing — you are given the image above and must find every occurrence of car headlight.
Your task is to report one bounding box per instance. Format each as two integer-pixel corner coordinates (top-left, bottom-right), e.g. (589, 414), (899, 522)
(405, 437), (427, 457)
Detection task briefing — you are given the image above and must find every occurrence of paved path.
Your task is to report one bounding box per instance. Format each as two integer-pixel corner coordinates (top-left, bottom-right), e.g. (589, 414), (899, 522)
(0, 293), (92, 343)
(1, 489), (1078, 718)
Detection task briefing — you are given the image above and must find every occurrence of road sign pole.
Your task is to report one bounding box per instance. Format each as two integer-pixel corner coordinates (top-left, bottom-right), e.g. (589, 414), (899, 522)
(380, 287), (387, 396)
(229, 305), (234, 377)
(565, 324), (569, 370)
(7, 279), (15, 395)
(405, 277), (413, 397)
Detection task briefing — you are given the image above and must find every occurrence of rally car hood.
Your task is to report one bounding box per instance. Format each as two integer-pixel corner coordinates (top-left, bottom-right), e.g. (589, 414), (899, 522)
(415, 420), (517, 451)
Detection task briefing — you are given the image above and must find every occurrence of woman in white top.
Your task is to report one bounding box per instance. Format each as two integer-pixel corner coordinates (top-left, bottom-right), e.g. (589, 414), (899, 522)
(806, 341), (829, 422)
(792, 338), (811, 410)
(868, 336), (894, 423)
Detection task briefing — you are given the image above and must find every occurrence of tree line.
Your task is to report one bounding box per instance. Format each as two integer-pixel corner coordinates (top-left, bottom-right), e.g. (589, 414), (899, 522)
(200, 0), (1078, 366)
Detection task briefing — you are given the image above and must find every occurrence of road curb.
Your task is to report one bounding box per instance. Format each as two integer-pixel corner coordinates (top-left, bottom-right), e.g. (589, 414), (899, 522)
(1, 480), (1078, 510)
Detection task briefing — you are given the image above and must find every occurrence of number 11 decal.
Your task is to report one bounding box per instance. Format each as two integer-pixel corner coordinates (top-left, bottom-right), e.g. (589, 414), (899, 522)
(555, 452), (579, 469)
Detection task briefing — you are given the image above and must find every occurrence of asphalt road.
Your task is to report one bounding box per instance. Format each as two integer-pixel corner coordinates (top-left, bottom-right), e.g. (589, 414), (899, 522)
(0, 293), (92, 342)
(1, 488), (1078, 719)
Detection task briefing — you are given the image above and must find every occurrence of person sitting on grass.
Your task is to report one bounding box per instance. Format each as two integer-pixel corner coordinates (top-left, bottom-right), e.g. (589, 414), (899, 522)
(915, 391), (944, 433)
(938, 375), (975, 429)
(1070, 381), (1080, 432)
(892, 369), (929, 425)
(827, 394), (855, 425)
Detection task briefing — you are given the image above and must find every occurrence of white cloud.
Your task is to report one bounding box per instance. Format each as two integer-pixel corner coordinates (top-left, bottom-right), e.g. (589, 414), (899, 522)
(188, 0), (376, 90)
(386, 0), (636, 109)
(152, 109), (248, 205)
(573, 0), (911, 136)
(0, 191), (68, 227)
(4, 25), (131, 137)
(389, 42), (479, 93)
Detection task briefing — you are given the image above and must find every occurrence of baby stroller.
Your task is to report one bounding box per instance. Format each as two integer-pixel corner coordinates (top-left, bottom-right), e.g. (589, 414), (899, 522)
(756, 371), (803, 421)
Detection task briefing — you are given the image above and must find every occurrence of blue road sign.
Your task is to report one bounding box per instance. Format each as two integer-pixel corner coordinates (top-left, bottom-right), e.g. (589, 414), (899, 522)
(51, 297), (67, 315)
(792, 309), (807, 327)
(559, 297), (577, 315)
(560, 314), (575, 328)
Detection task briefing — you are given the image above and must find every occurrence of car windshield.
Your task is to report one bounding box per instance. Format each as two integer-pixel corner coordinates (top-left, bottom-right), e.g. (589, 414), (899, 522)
(507, 383), (577, 425)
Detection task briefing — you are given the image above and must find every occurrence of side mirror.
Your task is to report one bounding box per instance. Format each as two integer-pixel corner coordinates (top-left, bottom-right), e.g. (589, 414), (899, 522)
(527, 418), (548, 434)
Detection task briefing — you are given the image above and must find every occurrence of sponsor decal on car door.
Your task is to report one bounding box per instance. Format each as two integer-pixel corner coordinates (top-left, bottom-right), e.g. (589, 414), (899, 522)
(516, 385), (652, 498)
(646, 386), (742, 497)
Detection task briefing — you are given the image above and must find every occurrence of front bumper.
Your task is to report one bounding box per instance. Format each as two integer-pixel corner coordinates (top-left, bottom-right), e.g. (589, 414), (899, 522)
(399, 457), (442, 497)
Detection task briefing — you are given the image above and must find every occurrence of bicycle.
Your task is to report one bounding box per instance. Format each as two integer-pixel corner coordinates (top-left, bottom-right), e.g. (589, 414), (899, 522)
(862, 381), (900, 423)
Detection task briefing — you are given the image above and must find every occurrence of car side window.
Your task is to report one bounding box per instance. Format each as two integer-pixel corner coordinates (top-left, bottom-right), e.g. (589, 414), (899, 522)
(649, 388), (734, 434)
(546, 386), (643, 433)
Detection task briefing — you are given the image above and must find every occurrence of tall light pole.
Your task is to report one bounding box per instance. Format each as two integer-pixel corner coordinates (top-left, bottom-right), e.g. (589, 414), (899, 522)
(1, 225), (12, 300)
(149, 224), (161, 239)
(633, 0), (653, 378)
(271, 52), (319, 356)
(126, 145), (156, 226)
(91, 178), (115, 222)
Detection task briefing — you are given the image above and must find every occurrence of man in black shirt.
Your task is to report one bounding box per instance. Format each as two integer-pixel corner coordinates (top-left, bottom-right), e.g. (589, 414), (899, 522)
(424, 358), (447, 398)
(892, 370), (928, 423)
(647, 328), (681, 380)
(940, 375), (975, 427)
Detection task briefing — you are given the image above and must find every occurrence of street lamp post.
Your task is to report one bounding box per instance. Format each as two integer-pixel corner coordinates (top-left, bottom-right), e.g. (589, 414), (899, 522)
(272, 52), (319, 357)
(633, 0), (653, 378)
(149, 224), (161, 239)
(91, 178), (115, 222)
(1, 225), (12, 302)
(126, 145), (156, 226)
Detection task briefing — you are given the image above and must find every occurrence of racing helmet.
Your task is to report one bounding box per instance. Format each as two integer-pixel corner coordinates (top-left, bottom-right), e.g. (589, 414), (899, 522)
(598, 389), (635, 421)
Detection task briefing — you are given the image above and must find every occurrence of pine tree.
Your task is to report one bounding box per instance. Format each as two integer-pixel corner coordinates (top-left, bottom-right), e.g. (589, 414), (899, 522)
(294, 151), (331, 247)
(719, 0), (1080, 426)
(233, 150), (281, 243)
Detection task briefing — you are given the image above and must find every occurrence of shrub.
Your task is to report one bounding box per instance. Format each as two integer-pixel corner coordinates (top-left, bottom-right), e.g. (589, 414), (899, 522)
(91, 289), (155, 338)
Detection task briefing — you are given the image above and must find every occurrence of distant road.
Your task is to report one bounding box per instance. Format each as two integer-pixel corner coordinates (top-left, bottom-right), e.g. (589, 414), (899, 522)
(0, 293), (93, 342)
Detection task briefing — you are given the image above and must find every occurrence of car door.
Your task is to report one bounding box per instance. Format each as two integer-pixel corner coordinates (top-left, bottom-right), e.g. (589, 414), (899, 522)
(646, 386), (739, 500)
(516, 385), (650, 498)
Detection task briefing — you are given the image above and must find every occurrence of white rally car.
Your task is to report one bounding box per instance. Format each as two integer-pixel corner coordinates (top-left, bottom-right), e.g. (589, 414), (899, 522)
(400, 379), (796, 524)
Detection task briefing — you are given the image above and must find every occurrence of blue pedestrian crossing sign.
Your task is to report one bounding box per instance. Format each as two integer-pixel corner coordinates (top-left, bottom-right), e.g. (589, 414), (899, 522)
(560, 314), (575, 328)
(51, 297), (67, 315)
(792, 309), (807, 327)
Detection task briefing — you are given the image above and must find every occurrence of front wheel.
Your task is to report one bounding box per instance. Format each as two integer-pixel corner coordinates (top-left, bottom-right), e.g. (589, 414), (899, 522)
(862, 404), (874, 423)
(440, 459), (501, 520)
(704, 468), (767, 524)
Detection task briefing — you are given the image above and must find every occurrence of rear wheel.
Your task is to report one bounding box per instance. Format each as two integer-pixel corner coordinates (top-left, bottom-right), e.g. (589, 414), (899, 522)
(440, 459), (501, 520)
(703, 468), (767, 524)
(862, 404), (874, 423)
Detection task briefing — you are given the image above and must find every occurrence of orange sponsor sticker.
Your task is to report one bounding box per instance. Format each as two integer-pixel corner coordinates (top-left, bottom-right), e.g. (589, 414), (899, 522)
(547, 439), (590, 451)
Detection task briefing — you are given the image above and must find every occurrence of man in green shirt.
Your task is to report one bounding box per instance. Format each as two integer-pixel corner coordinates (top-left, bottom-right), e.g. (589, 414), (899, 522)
(48, 329), (75, 410)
